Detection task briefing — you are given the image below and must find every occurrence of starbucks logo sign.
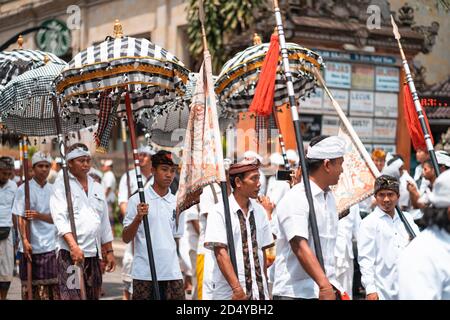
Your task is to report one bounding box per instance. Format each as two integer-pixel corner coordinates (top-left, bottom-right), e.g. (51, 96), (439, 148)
(35, 19), (71, 57)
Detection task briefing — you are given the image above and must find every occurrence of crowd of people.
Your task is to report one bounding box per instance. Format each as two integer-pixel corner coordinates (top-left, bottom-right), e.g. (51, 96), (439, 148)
(0, 135), (449, 300)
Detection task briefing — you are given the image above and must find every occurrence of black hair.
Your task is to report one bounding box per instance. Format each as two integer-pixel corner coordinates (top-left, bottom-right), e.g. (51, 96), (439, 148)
(151, 150), (175, 168)
(421, 206), (450, 234)
(306, 135), (336, 174)
(229, 172), (246, 189)
(0, 156), (14, 170)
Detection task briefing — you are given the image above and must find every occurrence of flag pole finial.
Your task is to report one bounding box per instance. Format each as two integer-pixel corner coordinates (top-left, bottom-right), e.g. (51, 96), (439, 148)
(17, 35), (23, 49)
(113, 19), (123, 38)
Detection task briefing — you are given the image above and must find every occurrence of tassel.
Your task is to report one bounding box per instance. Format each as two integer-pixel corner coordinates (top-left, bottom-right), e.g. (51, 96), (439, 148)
(248, 33), (279, 116)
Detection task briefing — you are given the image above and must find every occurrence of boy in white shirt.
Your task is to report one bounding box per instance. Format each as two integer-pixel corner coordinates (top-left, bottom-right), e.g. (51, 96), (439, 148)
(13, 152), (59, 299)
(123, 150), (184, 300)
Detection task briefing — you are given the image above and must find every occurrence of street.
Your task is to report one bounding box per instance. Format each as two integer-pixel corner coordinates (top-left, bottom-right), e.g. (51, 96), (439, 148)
(6, 239), (126, 300)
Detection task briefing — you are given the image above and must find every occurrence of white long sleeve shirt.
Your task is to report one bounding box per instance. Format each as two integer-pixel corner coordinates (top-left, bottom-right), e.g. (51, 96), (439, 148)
(50, 173), (114, 258)
(357, 206), (420, 300)
(335, 204), (361, 261)
(398, 226), (450, 300)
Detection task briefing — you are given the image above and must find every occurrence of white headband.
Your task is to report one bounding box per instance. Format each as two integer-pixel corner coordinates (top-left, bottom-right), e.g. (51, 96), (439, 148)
(138, 145), (155, 156)
(67, 148), (91, 161)
(306, 136), (346, 160)
(31, 152), (52, 166)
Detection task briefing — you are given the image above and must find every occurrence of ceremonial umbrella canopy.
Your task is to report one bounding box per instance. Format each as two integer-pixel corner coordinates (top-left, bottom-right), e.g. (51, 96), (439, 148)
(0, 62), (93, 136)
(215, 38), (324, 116)
(55, 20), (190, 300)
(0, 35), (66, 87)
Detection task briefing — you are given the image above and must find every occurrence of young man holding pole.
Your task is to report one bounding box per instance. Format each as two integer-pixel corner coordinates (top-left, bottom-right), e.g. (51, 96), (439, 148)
(204, 158), (274, 300)
(122, 150), (184, 300)
(358, 175), (420, 300)
(272, 135), (345, 300)
(12, 152), (59, 299)
(50, 143), (116, 300)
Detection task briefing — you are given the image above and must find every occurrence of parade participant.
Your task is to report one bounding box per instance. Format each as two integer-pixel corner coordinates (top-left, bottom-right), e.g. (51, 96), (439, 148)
(118, 146), (155, 219)
(358, 175), (420, 300)
(266, 152), (290, 206)
(243, 150), (267, 196)
(407, 152), (449, 210)
(101, 160), (116, 234)
(334, 205), (361, 299)
(413, 148), (430, 187)
(50, 143), (116, 300)
(272, 135), (345, 300)
(398, 169), (450, 300)
(0, 157), (17, 300)
(117, 145), (154, 300)
(204, 158), (274, 300)
(47, 157), (62, 184)
(198, 159), (232, 300)
(179, 204), (200, 297)
(371, 149), (386, 172)
(12, 152), (59, 299)
(286, 149), (299, 168)
(123, 150), (184, 300)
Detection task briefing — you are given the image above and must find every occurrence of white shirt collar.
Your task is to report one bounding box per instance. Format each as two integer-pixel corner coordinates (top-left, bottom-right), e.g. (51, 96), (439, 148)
(148, 185), (174, 203)
(229, 193), (254, 216)
(374, 206), (400, 222)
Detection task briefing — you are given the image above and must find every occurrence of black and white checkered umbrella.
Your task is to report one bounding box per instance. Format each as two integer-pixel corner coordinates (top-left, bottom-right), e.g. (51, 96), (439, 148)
(0, 49), (66, 87)
(0, 63), (94, 136)
(55, 35), (190, 123)
(215, 42), (324, 116)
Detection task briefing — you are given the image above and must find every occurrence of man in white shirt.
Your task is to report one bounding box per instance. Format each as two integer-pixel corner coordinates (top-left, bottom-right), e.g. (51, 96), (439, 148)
(123, 150), (184, 300)
(266, 152), (290, 206)
(101, 159), (116, 233)
(50, 143), (116, 300)
(398, 169), (450, 300)
(117, 145), (154, 300)
(204, 159), (274, 300)
(272, 135), (345, 300)
(179, 205), (199, 297)
(12, 152), (59, 300)
(198, 182), (226, 300)
(358, 175), (420, 300)
(334, 205), (361, 299)
(0, 157), (17, 300)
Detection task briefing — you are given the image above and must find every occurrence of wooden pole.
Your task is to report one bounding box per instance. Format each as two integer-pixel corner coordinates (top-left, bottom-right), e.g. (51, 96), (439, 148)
(22, 139), (32, 300)
(124, 89), (160, 300)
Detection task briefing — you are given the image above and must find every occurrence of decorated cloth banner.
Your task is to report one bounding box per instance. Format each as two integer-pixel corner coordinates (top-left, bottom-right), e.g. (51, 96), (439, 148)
(176, 61), (223, 217)
(331, 125), (376, 214)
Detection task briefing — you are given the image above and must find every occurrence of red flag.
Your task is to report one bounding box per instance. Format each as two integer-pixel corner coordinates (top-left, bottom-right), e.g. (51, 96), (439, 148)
(403, 84), (434, 151)
(248, 34), (279, 116)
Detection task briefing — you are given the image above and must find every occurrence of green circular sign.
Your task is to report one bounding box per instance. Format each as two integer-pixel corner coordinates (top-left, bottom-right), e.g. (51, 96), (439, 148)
(35, 19), (71, 57)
